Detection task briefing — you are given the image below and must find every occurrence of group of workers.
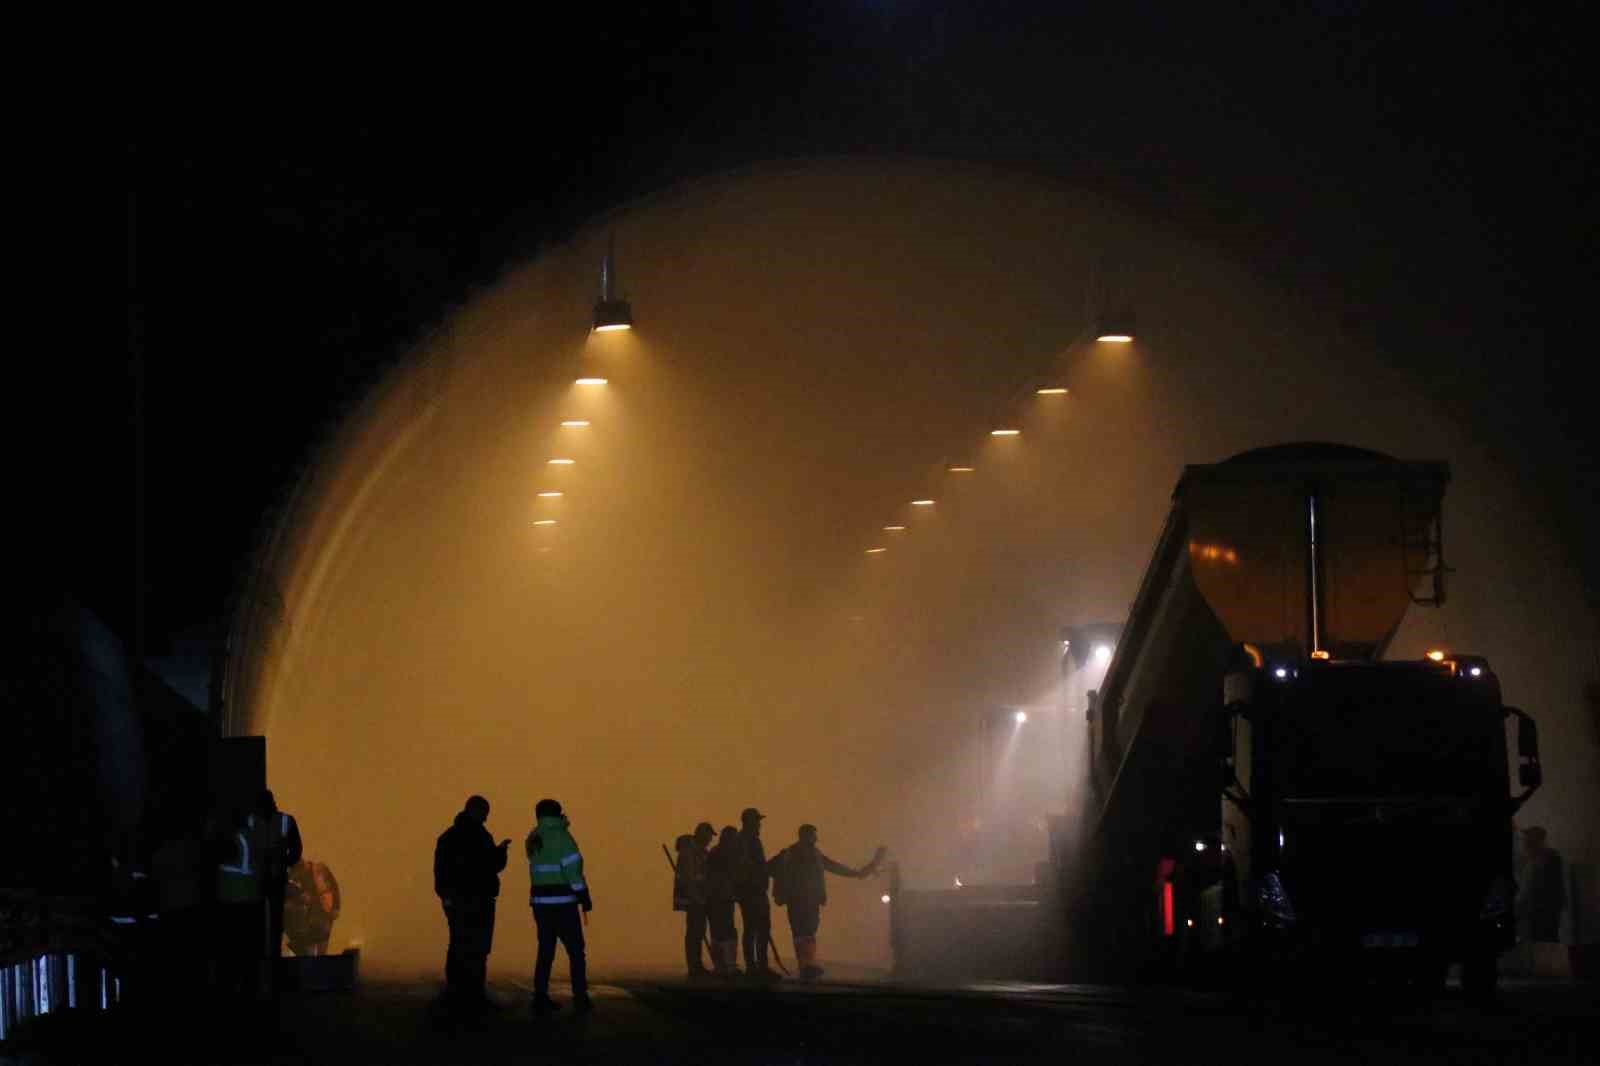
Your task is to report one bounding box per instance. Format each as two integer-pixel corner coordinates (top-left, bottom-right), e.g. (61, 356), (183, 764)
(673, 808), (886, 981)
(434, 795), (592, 1014)
(431, 795), (886, 1016)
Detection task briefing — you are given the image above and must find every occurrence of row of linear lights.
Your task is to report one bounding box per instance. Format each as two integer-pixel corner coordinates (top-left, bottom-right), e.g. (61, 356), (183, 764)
(861, 319), (1134, 556)
(534, 241), (636, 529)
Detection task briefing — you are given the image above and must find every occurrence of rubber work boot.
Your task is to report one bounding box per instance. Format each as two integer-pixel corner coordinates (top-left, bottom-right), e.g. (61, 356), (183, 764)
(717, 940), (743, 977)
(572, 993), (594, 1014)
(530, 996), (561, 1013)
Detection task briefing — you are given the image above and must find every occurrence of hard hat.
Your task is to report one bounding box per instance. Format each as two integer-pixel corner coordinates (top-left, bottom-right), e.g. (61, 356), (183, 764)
(741, 807), (765, 824)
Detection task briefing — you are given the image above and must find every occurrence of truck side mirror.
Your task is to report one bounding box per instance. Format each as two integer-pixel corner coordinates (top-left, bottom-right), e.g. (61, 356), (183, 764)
(1516, 712), (1542, 790)
(1507, 707), (1543, 793)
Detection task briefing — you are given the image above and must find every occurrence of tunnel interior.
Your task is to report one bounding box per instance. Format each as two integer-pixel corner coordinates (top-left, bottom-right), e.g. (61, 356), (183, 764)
(224, 160), (1598, 977)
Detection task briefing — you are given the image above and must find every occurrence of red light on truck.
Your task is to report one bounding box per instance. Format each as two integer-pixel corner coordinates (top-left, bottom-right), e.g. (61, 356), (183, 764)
(1163, 881), (1175, 937)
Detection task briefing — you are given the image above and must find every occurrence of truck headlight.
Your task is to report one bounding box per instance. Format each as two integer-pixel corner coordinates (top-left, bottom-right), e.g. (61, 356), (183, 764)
(1258, 871), (1297, 929)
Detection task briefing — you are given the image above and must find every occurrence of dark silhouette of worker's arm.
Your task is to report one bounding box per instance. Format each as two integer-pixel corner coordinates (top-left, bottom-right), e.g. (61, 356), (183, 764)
(285, 817), (304, 867)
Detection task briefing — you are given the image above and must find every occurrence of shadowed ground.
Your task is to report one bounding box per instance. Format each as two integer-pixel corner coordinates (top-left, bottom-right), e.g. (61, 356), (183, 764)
(5, 975), (1594, 1064)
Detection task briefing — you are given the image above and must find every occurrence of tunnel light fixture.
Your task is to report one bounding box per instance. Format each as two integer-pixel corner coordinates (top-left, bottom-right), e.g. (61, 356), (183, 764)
(537, 491), (564, 498)
(1426, 649), (1447, 662)
(947, 466), (975, 473)
(591, 233), (634, 333)
(990, 429), (1020, 437)
(548, 458), (575, 465)
(881, 894), (892, 904)
(883, 525), (906, 531)
(865, 547), (888, 554)
(1194, 841), (1207, 852)
(1013, 710), (1028, 724)
(575, 377), (608, 386)
(1094, 644), (1113, 664)
(911, 499), (935, 506)
(1095, 309), (1136, 343)
(1036, 387), (1069, 395)
(560, 420), (591, 428)
(533, 519), (557, 526)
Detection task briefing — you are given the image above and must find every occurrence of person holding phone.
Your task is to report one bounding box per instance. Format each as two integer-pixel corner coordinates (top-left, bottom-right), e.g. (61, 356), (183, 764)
(434, 794), (510, 1011)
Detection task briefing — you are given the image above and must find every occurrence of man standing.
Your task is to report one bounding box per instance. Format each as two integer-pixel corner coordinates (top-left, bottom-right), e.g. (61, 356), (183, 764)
(769, 824), (885, 980)
(734, 808), (775, 978)
(674, 823), (714, 977)
(249, 790), (303, 965)
(434, 795), (510, 1008)
(1517, 825), (1566, 943)
(527, 798), (592, 1013)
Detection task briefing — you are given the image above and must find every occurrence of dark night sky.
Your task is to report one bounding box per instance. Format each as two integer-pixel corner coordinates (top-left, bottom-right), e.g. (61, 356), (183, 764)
(115, 2), (1595, 657)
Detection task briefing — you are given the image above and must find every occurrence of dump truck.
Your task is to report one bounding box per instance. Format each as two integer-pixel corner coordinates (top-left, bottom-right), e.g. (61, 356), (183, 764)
(1069, 443), (1543, 999)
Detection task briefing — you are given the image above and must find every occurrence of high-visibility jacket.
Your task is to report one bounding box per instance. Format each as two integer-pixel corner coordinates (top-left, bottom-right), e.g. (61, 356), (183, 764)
(526, 816), (591, 910)
(248, 810), (303, 886)
(217, 830), (263, 903)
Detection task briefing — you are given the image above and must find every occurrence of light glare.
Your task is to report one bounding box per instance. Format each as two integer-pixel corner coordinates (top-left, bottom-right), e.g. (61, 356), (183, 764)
(990, 429), (1020, 437)
(911, 499), (935, 506)
(548, 458), (575, 465)
(1036, 387), (1068, 395)
(1426, 649), (1446, 662)
(593, 323), (631, 332)
(537, 491), (563, 498)
(561, 420), (591, 427)
(883, 525), (906, 531)
(575, 377), (608, 385)
(866, 547), (887, 554)
(1096, 334), (1133, 343)
(947, 466), (975, 473)
(533, 520), (557, 526)
(1013, 710), (1027, 724)
(1093, 644), (1113, 663)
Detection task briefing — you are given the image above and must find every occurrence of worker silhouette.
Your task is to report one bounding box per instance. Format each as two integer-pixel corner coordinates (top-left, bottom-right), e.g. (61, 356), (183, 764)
(433, 795), (509, 1010)
(769, 824), (885, 980)
(526, 798), (592, 1013)
(1517, 825), (1565, 943)
(734, 808), (776, 978)
(673, 823), (715, 977)
(248, 790), (302, 969)
(705, 826), (742, 976)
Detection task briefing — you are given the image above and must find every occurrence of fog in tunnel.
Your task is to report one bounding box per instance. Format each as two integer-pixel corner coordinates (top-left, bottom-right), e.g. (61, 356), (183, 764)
(225, 160), (1598, 977)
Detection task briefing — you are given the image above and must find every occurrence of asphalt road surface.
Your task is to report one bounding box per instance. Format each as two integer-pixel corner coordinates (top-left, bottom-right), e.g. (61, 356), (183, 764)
(4, 973), (1595, 1064)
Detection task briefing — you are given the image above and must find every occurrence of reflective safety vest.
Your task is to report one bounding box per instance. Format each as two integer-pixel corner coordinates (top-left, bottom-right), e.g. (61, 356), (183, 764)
(217, 831), (263, 903)
(527, 816), (589, 907)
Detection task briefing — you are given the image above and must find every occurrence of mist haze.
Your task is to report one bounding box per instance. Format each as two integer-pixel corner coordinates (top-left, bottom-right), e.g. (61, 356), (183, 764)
(226, 160), (1598, 978)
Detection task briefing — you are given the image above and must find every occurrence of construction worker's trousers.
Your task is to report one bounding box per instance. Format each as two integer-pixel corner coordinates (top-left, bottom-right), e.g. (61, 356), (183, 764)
(443, 896), (495, 1001)
(532, 901), (588, 1001)
(683, 904), (709, 973)
(738, 894), (771, 970)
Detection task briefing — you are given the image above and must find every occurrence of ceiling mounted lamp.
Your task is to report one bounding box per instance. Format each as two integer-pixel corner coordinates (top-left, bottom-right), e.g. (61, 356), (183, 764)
(1036, 387), (1068, 395)
(911, 499), (935, 506)
(1095, 309), (1136, 343)
(947, 465), (975, 473)
(990, 429), (1020, 437)
(592, 233), (633, 333)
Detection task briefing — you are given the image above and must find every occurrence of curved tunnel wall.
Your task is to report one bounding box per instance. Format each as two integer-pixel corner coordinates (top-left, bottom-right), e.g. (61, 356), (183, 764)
(226, 160), (1598, 975)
